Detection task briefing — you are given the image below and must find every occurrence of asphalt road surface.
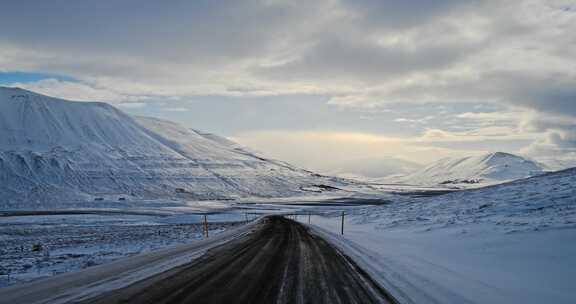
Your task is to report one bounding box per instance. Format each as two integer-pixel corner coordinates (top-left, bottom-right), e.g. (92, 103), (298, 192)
(82, 216), (397, 304)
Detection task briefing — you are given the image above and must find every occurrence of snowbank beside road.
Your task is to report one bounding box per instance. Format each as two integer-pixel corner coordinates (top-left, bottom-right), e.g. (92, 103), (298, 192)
(310, 220), (576, 304)
(306, 168), (576, 304)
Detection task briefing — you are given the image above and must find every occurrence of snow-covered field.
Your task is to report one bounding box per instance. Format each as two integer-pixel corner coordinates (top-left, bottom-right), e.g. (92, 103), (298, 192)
(0, 213), (248, 287)
(304, 168), (576, 304)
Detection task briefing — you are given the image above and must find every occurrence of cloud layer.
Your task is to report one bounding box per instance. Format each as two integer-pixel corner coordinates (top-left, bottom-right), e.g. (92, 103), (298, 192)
(1, 0), (575, 171)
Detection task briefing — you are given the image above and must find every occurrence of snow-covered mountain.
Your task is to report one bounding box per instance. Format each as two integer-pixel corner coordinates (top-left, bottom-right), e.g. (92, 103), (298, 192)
(534, 156), (576, 172)
(387, 152), (546, 187)
(0, 87), (343, 209)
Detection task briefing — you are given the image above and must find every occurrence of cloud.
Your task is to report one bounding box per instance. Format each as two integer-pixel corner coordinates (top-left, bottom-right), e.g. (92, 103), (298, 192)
(456, 111), (520, 122)
(419, 126), (536, 142)
(1, 0), (573, 110)
(394, 118), (418, 123)
(0, 1), (334, 98)
(116, 102), (148, 109)
(257, 35), (475, 84)
(232, 125), (540, 176)
(232, 129), (477, 176)
(164, 107), (189, 112)
(1, 0), (575, 165)
(12, 79), (146, 102)
(341, 0), (473, 29)
(520, 114), (576, 160)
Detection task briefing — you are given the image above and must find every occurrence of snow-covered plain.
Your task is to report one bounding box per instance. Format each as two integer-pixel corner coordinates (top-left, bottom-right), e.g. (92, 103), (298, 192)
(0, 220), (262, 304)
(0, 212), (250, 287)
(304, 168), (576, 304)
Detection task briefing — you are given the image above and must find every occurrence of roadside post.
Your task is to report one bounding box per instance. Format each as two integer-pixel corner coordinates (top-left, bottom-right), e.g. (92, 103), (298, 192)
(204, 214), (209, 238)
(341, 211), (345, 235)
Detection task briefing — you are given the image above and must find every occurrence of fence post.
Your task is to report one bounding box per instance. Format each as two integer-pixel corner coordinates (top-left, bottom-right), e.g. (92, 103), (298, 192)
(341, 211), (344, 235)
(204, 214), (209, 238)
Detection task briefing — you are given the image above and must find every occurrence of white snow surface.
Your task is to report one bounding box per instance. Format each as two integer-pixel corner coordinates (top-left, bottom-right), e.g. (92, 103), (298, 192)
(306, 168), (576, 304)
(0, 87), (343, 209)
(0, 212), (254, 288)
(0, 218), (260, 304)
(387, 152), (546, 187)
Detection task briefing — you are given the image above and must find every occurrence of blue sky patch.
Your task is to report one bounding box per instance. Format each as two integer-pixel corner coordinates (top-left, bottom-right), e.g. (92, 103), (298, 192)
(0, 71), (75, 84)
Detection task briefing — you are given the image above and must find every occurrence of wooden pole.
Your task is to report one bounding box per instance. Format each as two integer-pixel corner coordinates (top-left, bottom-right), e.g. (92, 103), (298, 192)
(204, 215), (209, 238)
(341, 211), (344, 235)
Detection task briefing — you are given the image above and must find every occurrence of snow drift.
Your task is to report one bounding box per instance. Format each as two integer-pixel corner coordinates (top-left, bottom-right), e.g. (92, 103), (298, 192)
(0, 87), (341, 209)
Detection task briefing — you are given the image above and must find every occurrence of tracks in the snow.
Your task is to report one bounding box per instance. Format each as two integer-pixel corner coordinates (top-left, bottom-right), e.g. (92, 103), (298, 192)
(82, 216), (397, 304)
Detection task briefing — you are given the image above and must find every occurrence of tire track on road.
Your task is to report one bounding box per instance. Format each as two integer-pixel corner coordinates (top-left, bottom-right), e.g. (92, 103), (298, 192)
(83, 216), (396, 304)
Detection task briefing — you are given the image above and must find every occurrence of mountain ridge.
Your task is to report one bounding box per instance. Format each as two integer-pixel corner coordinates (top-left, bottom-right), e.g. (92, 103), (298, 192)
(0, 86), (343, 209)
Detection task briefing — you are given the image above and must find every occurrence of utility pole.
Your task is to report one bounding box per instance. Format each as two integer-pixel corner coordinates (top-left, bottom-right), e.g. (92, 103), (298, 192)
(341, 211), (345, 235)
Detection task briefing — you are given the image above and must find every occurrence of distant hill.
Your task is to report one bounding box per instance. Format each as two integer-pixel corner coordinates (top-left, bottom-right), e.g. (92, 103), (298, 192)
(384, 152), (546, 187)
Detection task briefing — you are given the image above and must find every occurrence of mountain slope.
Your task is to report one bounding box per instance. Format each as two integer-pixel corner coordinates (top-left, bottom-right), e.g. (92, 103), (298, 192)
(389, 152), (545, 186)
(0, 87), (340, 209)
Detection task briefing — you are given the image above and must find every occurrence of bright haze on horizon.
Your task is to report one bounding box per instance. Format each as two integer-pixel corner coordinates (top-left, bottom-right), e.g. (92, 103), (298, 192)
(1, 0), (575, 178)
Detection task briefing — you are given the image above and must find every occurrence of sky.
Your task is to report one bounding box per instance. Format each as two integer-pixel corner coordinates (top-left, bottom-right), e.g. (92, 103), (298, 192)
(1, 0), (575, 177)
